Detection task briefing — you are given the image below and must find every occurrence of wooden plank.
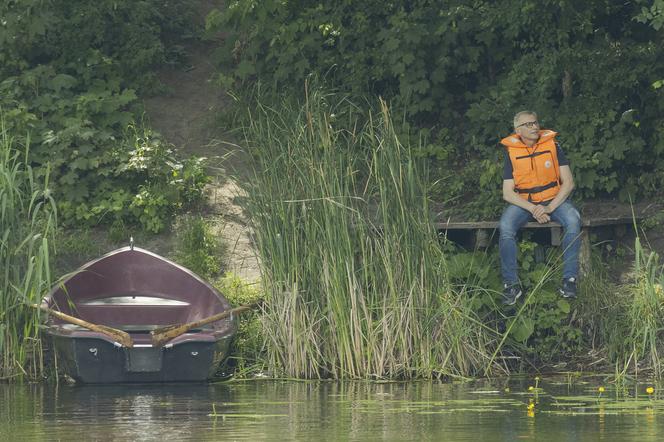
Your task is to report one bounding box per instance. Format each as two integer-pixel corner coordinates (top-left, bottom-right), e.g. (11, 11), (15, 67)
(581, 217), (637, 227)
(579, 230), (591, 277)
(475, 229), (491, 248)
(435, 221), (557, 230)
(435, 216), (637, 230)
(551, 227), (562, 246)
(435, 221), (501, 229)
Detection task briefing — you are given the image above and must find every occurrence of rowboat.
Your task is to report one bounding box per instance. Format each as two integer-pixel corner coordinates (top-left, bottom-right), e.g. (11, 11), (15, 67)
(42, 246), (237, 383)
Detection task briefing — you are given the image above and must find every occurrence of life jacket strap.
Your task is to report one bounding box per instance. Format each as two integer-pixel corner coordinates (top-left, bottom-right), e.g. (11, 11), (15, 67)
(515, 151), (550, 160)
(515, 180), (559, 196)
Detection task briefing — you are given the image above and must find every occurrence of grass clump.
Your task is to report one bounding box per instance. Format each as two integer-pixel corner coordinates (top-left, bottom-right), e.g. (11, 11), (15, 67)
(216, 273), (264, 375)
(622, 237), (664, 377)
(173, 214), (223, 278)
(0, 126), (56, 381)
(241, 84), (500, 379)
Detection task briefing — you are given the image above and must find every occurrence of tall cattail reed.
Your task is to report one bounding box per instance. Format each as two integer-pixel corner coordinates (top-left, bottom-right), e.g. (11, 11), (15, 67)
(624, 236), (664, 377)
(0, 123), (56, 381)
(243, 85), (501, 379)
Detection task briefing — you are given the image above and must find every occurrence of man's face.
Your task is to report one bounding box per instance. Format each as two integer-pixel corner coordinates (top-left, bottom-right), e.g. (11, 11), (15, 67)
(514, 114), (540, 143)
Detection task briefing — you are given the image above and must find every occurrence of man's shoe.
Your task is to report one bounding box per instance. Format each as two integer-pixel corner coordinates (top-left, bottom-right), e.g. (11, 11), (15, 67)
(559, 277), (577, 299)
(502, 283), (523, 306)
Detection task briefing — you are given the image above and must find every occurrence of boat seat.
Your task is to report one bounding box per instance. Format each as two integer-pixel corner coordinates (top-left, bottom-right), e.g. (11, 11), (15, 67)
(57, 324), (210, 332)
(51, 295), (222, 327)
(73, 304), (192, 326)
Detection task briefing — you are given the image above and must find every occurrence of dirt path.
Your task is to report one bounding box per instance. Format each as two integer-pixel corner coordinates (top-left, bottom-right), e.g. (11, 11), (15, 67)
(142, 4), (260, 283)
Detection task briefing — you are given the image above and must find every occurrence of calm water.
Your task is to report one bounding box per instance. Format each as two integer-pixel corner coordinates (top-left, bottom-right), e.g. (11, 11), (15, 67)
(2, 377), (664, 441)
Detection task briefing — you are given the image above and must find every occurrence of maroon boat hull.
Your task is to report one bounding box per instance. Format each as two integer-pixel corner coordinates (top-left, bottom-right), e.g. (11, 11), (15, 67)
(43, 247), (237, 383)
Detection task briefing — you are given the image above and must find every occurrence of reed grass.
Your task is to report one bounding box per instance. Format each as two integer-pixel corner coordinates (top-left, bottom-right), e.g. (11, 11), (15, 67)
(242, 84), (502, 379)
(173, 214), (223, 278)
(623, 236), (664, 377)
(0, 122), (56, 381)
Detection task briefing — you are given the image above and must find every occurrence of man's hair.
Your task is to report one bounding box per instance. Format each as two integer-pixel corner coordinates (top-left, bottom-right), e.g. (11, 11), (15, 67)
(513, 110), (538, 128)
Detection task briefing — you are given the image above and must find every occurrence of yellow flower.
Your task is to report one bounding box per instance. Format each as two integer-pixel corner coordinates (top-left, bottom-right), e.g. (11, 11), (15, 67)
(527, 402), (535, 410)
(528, 386), (534, 391)
(598, 386), (605, 393)
(646, 386), (655, 395)
(527, 409), (535, 418)
(654, 284), (663, 297)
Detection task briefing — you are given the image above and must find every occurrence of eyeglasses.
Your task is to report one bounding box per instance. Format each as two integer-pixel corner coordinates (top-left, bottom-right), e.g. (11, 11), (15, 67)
(516, 120), (540, 129)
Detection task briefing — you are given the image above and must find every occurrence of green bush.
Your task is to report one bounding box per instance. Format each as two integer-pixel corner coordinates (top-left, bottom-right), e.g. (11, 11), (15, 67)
(49, 123), (210, 232)
(120, 126), (211, 232)
(0, 1), (205, 231)
(173, 215), (222, 277)
(216, 273), (264, 375)
(446, 241), (582, 366)
(210, 0), (664, 218)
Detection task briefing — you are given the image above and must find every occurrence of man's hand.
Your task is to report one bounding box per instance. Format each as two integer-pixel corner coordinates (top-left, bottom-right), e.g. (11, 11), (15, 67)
(530, 205), (551, 224)
(503, 179), (552, 223)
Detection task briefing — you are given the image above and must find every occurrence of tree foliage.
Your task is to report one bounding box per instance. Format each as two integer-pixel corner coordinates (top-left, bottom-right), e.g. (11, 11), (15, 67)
(211, 0), (664, 218)
(0, 0), (206, 230)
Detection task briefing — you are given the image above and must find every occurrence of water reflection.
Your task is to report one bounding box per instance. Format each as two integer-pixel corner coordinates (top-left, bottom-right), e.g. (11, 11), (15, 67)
(2, 378), (664, 441)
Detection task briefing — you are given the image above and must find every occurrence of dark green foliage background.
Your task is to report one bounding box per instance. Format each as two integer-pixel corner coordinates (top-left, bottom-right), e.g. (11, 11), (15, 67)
(0, 0), (206, 231)
(210, 0), (664, 218)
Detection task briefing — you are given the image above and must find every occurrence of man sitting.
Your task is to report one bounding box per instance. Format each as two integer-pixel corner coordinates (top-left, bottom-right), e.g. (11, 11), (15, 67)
(499, 110), (582, 305)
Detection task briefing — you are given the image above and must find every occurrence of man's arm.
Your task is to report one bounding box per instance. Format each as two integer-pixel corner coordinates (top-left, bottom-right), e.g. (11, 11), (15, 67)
(544, 165), (575, 213)
(502, 179), (550, 223)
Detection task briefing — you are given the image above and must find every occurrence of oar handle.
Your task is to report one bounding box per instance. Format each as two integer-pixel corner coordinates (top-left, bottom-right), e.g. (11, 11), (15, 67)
(32, 303), (134, 348)
(150, 300), (263, 347)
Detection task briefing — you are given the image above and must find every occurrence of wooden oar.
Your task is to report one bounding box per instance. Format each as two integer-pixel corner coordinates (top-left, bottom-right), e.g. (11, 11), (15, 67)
(32, 303), (134, 348)
(150, 301), (263, 347)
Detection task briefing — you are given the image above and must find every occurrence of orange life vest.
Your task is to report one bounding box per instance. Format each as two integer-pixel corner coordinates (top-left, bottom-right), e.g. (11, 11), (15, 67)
(500, 130), (561, 203)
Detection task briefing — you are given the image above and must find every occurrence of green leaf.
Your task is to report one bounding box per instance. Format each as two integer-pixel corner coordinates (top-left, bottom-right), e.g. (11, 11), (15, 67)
(50, 74), (77, 92)
(236, 59), (256, 79)
(557, 299), (571, 314)
(510, 317), (534, 343)
(70, 157), (88, 171)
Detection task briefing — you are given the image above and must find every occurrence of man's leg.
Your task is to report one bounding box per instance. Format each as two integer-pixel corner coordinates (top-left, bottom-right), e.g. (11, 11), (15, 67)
(499, 204), (532, 284)
(549, 200), (582, 280)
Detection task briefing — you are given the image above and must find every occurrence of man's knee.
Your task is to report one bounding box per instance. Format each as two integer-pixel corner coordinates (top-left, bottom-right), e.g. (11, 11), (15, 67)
(499, 217), (519, 239)
(560, 207), (582, 234)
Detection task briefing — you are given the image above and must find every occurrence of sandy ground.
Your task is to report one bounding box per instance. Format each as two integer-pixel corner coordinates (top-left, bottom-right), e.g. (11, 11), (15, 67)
(142, 3), (261, 283)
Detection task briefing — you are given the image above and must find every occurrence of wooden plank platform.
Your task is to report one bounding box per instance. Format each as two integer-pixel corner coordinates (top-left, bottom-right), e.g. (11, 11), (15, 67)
(434, 216), (637, 275)
(434, 216), (636, 230)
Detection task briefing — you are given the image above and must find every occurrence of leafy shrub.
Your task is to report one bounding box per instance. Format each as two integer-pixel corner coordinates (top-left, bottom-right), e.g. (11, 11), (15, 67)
(0, 0), (205, 231)
(119, 125), (211, 232)
(46, 123), (210, 232)
(446, 239), (583, 365)
(215, 273), (264, 375)
(210, 0), (664, 218)
(0, 0), (196, 88)
(173, 215), (222, 277)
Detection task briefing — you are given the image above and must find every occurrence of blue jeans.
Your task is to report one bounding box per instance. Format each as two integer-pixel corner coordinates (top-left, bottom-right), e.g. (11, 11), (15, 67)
(499, 200), (582, 284)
